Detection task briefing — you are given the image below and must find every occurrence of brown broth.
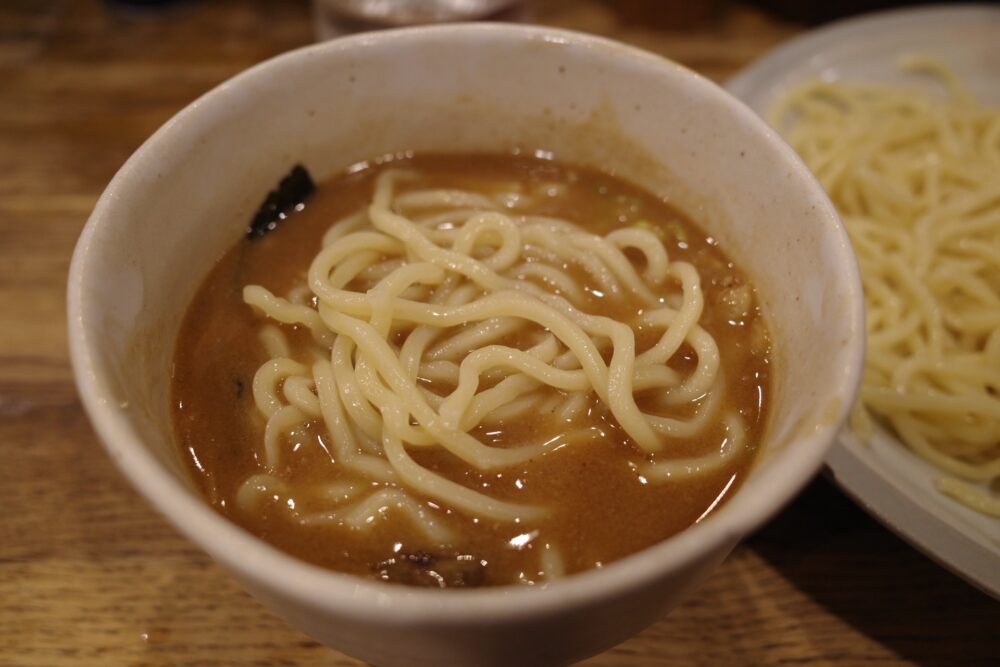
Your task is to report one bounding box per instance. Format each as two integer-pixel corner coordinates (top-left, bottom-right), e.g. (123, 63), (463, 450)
(171, 154), (771, 586)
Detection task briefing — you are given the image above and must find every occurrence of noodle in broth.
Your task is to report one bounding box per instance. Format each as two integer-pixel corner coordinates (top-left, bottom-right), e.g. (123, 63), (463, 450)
(172, 155), (772, 586)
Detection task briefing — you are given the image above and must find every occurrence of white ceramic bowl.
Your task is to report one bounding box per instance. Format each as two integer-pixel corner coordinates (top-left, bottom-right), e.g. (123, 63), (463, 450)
(68, 24), (864, 667)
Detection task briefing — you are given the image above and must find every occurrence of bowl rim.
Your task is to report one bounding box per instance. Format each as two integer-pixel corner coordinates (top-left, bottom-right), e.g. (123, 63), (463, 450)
(67, 22), (865, 624)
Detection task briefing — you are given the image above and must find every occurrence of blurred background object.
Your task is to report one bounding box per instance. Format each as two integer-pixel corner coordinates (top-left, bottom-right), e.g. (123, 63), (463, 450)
(607, 0), (721, 29)
(312, 0), (528, 37)
(751, 0), (992, 24)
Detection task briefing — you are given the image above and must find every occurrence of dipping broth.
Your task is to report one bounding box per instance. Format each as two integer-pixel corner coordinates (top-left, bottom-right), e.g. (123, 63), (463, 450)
(172, 154), (771, 587)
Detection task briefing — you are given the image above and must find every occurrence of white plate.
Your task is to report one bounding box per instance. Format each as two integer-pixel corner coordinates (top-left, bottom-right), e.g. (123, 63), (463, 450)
(726, 5), (1000, 599)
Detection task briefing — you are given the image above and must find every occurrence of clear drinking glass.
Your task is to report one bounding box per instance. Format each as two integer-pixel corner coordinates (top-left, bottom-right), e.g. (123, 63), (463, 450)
(312, 0), (528, 38)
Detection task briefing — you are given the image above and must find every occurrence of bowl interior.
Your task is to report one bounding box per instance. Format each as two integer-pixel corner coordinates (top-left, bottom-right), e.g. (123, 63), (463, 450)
(70, 22), (862, 627)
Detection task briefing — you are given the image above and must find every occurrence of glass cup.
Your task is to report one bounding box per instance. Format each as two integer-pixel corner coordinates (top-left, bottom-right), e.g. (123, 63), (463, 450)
(312, 0), (528, 39)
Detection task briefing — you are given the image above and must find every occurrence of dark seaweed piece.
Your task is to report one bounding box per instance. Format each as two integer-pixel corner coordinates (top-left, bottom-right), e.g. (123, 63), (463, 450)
(375, 552), (487, 588)
(246, 164), (315, 239)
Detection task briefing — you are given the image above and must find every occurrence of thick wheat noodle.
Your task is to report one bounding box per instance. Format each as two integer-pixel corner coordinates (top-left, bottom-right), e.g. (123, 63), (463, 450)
(381, 434), (543, 522)
(313, 358), (397, 483)
(772, 57), (1000, 516)
(281, 375), (321, 417)
(258, 324), (291, 358)
(252, 358), (308, 418)
(263, 405), (305, 470)
(512, 261), (587, 303)
(241, 166), (739, 571)
(640, 411), (745, 481)
(300, 487), (454, 543)
(426, 317), (523, 361)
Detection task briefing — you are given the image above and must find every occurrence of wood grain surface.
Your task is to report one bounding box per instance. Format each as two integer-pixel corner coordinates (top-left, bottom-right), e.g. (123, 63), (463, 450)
(1, 1), (997, 665)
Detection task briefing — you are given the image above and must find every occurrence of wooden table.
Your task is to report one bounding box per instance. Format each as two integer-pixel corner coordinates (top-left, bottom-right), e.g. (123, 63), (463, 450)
(2, 1), (996, 665)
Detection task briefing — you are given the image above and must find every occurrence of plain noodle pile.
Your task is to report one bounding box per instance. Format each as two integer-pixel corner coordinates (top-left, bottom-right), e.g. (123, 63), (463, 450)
(772, 57), (1000, 516)
(236, 168), (744, 578)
